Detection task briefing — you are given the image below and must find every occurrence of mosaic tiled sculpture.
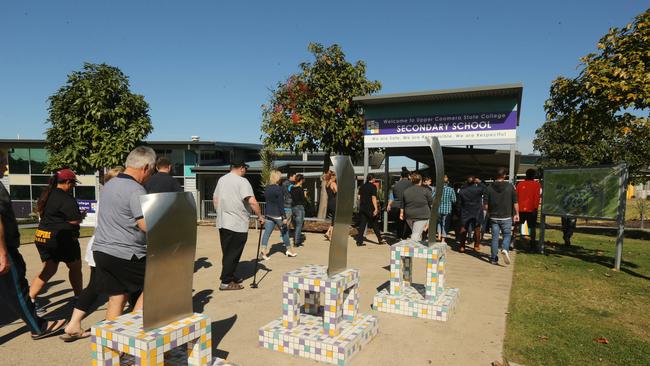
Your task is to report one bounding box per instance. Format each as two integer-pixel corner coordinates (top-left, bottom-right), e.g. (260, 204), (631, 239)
(259, 265), (378, 365)
(373, 240), (459, 320)
(91, 311), (227, 366)
(259, 156), (378, 365)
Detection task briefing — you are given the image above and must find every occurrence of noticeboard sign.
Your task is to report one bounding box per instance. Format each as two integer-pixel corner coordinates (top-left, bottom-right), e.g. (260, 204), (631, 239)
(541, 165), (626, 220)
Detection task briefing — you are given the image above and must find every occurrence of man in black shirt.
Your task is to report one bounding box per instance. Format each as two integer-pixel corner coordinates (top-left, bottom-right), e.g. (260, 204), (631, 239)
(356, 174), (386, 246)
(144, 157), (183, 194)
(387, 168), (412, 239)
(0, 151), (67, 339)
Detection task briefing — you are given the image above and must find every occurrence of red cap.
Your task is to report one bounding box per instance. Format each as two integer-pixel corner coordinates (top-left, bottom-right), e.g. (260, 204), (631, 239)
(57, 168), (80, 183)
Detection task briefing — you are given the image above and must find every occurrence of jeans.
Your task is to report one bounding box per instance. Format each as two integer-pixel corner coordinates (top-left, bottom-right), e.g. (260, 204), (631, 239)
(292, 205), (305, 245)
(437, 214), (450, 237)
(490, 219), (513, 262)
(261, 216), (291, 249)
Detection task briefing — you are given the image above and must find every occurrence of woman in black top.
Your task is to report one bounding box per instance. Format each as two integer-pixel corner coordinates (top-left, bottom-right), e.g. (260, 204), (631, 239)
(290, 174), (307, 247)
(260, 170), (297, 259)
(324, 171), (337, 240)
(29, 169), (85, 306)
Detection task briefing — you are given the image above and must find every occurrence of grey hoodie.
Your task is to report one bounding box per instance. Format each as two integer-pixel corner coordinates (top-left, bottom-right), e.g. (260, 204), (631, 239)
(486, 181), (517, 219)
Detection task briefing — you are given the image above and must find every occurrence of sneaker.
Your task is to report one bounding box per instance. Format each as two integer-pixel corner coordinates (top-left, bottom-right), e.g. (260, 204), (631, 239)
(501, 249), (511, 265)
(285, 251), (297, 257)
(259, 253), (270, 261)
(490, 260), (499, 265)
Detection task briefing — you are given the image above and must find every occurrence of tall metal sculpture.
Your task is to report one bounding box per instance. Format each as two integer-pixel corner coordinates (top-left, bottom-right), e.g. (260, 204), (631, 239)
(427, 136), (445, 246)
(327, 155), (355, 276)
(140, 192), (198, 330)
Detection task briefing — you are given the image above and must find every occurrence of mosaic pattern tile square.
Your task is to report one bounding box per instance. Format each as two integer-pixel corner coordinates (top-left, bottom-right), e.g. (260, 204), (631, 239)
(260, 264), (378, 365)
(373, 239), (460, 321)
(91, 311), (222, 366)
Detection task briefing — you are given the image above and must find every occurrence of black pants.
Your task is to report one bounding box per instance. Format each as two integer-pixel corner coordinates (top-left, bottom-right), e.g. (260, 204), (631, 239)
(561, 217), (576, 244)
(0, 247), (45, 335)
(356, 211), (383, 244)
(74, 267), (99, 313)
(219, 228), (248, 284)
(519, 211), (538, 242)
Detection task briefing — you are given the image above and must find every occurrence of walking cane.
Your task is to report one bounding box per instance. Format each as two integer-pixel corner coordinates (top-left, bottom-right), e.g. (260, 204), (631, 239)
(250, 225), (264, 288)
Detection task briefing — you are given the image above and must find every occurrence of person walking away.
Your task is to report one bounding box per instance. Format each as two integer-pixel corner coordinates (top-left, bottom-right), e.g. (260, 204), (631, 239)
(457, 176), (485, 253)
(144, 156), (182, 193)
(387, 167), (413, 239)
(260, 170), (296, 259)
(92, 146), (155, 320)
(213, 161), (263, 290)
(435, 175), (456, 244)
(0, 151), (67, 340)
(561, 216), (576, 246)
(516, 169), (541, 249)
(60, 167), (124, 341)
(282, 172), (296, 235)
(356, 174), (387, 246)
(401, 173), (433, 242)
(290, 174), (307, 247)
(29, 169), (85, 312)
(485, 167), (519, 265)
(325, 171), (337, 240)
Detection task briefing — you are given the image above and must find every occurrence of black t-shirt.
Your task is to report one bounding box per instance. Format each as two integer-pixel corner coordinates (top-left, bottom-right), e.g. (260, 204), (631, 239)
(40, 188), (83, 241)
(359, 182), (378, 213)
(0, 182), (20, 248)
(291, 185), (305, 206)
(144, 172), (183, 194)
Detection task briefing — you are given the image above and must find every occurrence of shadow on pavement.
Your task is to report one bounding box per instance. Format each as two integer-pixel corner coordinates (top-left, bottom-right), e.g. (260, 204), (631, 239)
(235, 260), (271, 284)
(194, 257), (212, 273)
(192, 289), (213, 313)
(211, 314), (237, 360)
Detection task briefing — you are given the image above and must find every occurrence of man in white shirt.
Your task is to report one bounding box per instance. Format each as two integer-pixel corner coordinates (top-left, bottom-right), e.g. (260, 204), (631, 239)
(213, 161), (263, 290)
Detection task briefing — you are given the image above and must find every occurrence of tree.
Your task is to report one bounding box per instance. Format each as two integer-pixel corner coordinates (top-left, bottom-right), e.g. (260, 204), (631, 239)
(534, 9), (650, 184)
(45, 63), (153, 179)
(261, 43), (381, 217)
(634, 197), (649, 229)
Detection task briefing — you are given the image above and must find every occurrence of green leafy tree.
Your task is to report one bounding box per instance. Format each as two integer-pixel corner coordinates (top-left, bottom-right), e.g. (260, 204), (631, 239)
(261, 43), (381, 216)
(45, 63), (153, 179)
(534, 9), (650, 183)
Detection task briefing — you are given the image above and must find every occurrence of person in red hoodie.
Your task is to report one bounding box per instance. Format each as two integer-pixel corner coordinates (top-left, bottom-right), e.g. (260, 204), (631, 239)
(516, 169), (541, 248)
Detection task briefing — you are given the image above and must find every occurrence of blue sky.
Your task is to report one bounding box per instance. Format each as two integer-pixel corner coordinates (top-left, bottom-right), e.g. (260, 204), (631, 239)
(0, 1), (647, 153)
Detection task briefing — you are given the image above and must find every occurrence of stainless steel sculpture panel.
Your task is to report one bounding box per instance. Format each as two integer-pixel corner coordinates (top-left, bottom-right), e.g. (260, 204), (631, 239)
(427, 137), (445, 246)
(327, 156), (355, 277)
(140, 192), (197, 330)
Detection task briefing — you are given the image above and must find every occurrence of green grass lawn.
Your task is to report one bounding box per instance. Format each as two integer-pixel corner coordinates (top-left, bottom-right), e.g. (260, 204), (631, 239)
(504, 230), (650, 365)
(19, 227), (94, 244)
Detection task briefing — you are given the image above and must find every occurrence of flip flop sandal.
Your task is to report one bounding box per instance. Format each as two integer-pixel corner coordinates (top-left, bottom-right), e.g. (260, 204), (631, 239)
(59, 329), (91, 342)
(32, 319), (68, 340)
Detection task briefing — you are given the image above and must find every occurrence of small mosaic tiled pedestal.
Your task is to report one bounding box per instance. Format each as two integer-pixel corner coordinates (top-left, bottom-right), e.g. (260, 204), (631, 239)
(373, 240), (460, 321)
(259, 264), (378, 365)
(91, 311), (227, 366)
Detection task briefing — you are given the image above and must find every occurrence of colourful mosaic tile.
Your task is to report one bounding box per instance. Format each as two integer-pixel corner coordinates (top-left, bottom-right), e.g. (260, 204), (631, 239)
(91, 311), (225, 366)
(374, 239), (460, 321)
(260, 264), (378, 365)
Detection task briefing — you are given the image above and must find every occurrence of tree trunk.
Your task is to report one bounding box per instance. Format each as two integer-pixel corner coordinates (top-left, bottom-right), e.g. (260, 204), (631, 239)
(316, 152), (331, 219)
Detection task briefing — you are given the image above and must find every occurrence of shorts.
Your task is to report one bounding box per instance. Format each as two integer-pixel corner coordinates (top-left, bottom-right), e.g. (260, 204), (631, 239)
(94, 251), (146, 296)
(36, 240), (81, 263)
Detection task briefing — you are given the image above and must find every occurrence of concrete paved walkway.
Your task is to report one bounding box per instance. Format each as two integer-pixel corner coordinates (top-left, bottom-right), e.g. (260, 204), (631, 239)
(0, 226), (515, 365)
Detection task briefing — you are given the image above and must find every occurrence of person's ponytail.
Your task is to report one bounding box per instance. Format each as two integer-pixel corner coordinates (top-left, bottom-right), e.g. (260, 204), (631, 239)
(37, 173), (58, 217)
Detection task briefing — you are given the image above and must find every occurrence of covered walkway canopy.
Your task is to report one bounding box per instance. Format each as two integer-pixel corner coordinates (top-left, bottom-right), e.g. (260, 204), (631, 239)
(354, 83), (524, 183)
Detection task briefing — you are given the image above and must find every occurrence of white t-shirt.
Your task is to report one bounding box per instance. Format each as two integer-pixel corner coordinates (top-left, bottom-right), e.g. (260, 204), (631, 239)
(85, 235), (95, 267)
(213, 172), (255, 233)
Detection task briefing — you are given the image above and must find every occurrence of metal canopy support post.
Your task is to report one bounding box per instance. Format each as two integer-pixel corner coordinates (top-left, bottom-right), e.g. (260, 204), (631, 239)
(509, 143), (516, 183)
(383, 150), (390, 233)
(328, 156), (355, 277)
(363, 148), (370, 182)
(614, 165), (629, 270)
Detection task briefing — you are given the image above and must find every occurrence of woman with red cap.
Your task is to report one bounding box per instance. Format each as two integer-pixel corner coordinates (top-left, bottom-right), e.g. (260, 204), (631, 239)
(29, 168), (85, 312)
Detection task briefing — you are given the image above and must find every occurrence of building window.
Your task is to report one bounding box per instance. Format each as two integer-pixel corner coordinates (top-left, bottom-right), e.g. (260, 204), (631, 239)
(8, 148), (30, 174)
(74, 186), (96, 200)
(31, 186), (47, 201)
(155, 149), (185, 177)
(9, 185), (31, 200)
(31, 175), (51, 185)
(29, 148), (49, 174)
